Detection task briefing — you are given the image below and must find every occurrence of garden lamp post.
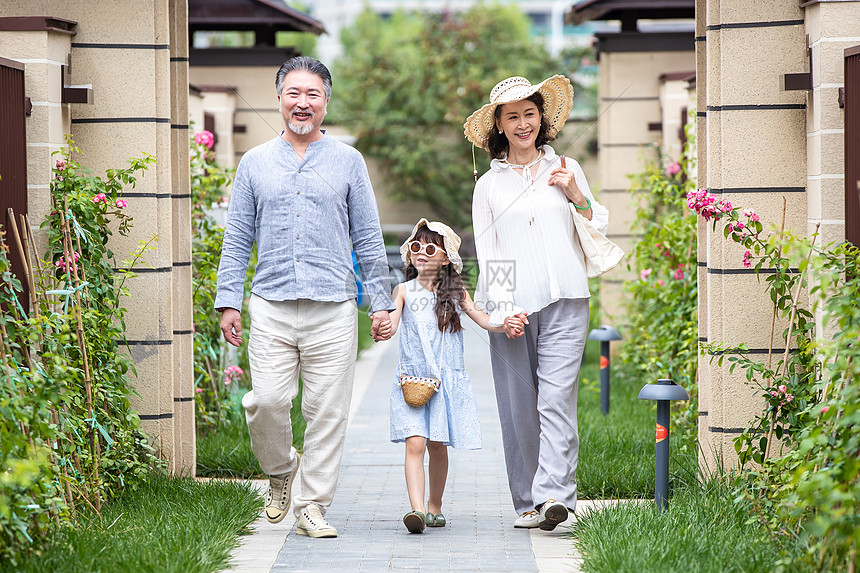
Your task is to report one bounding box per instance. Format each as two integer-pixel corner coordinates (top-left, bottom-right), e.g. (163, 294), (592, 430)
(638, 378), (689, 512)
(588, 325), (622, 415)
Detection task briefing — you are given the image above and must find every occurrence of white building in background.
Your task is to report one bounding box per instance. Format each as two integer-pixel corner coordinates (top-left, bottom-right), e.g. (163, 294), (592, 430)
(307, 0), (600, 64)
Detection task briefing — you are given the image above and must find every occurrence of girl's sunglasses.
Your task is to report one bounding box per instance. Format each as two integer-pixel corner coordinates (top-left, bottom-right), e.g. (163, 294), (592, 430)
(408, 241), (440, 257)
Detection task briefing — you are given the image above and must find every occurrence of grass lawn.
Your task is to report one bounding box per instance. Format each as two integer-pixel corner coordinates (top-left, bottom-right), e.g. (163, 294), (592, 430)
(571, 478), (808, 573)
(3, 474), (261, 573)
(196, 311), (375, 478)
(577, 340), (698, 499)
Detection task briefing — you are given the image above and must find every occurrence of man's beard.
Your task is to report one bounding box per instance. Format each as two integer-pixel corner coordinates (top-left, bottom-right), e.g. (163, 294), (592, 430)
(288, 113), (315, 135)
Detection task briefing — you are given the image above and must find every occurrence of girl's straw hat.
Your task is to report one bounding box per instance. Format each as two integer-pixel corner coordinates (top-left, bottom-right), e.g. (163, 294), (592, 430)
(400, 218), (463, 273)
(463, 75), (574, 151)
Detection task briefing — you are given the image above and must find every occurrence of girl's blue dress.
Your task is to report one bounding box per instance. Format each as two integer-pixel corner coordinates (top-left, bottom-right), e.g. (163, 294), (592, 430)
(389, 279), (481, 450)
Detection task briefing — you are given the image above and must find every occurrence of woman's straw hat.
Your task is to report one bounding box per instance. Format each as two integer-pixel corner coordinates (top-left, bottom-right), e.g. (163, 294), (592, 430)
(463, 75), (574, 151)
(400, 218), (463, 273)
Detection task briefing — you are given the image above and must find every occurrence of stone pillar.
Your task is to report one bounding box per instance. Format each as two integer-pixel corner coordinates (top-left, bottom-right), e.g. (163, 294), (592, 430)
(805, 2), (857, 269)
(594, 32), (694, 325)
(698, 0), (808, 471)
(169, 0), (195, 475)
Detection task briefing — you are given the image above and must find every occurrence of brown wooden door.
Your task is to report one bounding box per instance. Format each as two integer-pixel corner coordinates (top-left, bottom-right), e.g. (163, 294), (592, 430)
(0, 56), (30, 310)
(846, 46), (860, 248)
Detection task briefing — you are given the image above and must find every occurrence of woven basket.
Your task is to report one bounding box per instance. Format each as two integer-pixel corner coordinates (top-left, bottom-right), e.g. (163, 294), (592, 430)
(399, 375), (441, 408)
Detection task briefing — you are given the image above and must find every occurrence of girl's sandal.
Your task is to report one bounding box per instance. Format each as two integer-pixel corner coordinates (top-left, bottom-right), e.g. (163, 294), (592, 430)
(403, 510), (426, 534)
(426, 512), (446, 527)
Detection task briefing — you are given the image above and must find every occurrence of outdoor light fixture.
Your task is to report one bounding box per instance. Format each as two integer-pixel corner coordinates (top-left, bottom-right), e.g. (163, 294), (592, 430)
(638, 378), (689, 512)
(588, 325), (622, 415)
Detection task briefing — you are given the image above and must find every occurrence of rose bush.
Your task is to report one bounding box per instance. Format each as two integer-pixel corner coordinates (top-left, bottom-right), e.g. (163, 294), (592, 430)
(691, 187), (859, 570)
(1, 136), (163, 565)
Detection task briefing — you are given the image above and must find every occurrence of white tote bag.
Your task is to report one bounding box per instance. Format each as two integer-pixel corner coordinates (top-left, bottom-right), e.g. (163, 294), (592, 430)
(560, 156), (625, 278)
(569, 205), (625, 278)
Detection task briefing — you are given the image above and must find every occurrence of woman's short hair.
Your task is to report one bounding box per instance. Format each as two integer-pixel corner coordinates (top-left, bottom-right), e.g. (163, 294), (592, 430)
(485, 92), (555, 160)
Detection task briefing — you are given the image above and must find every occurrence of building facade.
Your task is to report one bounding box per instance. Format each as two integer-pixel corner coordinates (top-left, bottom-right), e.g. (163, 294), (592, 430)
(0, 1), (194, 473)
(568, 0), (696, 323)
(696, 0), (860, 470)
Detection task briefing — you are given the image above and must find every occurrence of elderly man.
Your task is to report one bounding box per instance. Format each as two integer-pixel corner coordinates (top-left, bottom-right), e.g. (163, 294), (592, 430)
(215, 56), (393, 538)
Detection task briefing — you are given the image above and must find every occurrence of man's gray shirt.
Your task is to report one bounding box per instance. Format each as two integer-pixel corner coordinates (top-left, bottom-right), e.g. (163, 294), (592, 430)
(215, 133), (394, 314)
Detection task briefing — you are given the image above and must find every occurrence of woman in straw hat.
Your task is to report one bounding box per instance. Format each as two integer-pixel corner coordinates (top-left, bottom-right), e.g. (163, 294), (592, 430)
(464, 75), (609, 531)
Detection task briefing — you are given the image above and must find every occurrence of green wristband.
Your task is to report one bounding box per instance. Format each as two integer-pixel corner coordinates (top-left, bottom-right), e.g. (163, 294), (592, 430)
(571, 196), (591, 210)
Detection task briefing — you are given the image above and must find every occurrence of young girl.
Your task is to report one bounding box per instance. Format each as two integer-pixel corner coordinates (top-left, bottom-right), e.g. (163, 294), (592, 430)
(376, 218), (524, 534)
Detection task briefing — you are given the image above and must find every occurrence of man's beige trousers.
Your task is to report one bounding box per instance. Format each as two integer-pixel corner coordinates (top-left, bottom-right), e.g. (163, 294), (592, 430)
(243, 295), (358, 516)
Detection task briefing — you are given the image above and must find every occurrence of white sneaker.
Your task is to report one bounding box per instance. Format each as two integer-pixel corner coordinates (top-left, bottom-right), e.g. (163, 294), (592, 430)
(296, 505), (338, 538)
(264, 457), (300, 524)
(513, 510), (539, 528)
(538, 499), (569, 531)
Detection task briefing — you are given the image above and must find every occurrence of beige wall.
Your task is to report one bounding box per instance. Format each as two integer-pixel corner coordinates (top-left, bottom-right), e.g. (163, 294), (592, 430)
(188, 90), (205, 135)
(1, 0), (194, 474)
(697, 0), (814, 471)
(660, 78), (692, 162)
(596, 46), (696, 323)
(199, 90), (238, 169)
(190, 65), (281, 169)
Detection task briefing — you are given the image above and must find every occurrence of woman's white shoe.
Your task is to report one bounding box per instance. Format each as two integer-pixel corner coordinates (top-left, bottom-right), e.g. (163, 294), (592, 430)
(513, 510), (539, 528)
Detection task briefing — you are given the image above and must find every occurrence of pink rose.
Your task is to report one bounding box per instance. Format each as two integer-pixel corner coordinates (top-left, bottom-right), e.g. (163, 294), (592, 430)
(640, 268), (652, 280)
(194, 130), (215, 149)
(673, 267), (685, 280)
(667, 162), (681, 176)
(116, 199), (128, 208)
(778, 385), (787, 393)
(196, 388), (203, 394)
(743, 251), (752, 269)
(93, 193), (107, 203)
(821, 406), (829, 414)
(751, 213), (760, 222)
(656, 280), (665, 286)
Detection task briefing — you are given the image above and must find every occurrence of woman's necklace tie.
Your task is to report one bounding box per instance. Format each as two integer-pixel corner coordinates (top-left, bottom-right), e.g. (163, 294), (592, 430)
(503, 150), (543, 225)
(503, 149), (543, 170)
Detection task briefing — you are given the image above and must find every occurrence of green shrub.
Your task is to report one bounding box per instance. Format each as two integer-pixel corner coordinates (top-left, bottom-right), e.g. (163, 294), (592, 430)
(1, 136), (163, 564)
(621, 122), (699, 448)
(691, 189), (860, 571)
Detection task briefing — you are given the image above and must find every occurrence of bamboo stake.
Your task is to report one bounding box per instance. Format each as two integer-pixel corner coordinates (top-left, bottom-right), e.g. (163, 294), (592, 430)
(50, 409), (75, 512)
(23, 214), (42, 283)
(767, 197), (788, 369)
(762, 198), (787, 459)
(6, 208), (34, 305)
(62, 196), (101, 511)
(764, 222), (819, 460)
(71, 221), (91, 310)
(18, 213), (42, 320)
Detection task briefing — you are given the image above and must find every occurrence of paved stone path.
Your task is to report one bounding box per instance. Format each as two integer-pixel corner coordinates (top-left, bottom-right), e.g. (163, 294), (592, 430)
(228, 324), (597, 573)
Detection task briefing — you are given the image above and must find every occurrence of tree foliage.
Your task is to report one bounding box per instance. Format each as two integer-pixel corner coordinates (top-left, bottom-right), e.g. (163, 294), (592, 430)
(332, 6), (559, 227)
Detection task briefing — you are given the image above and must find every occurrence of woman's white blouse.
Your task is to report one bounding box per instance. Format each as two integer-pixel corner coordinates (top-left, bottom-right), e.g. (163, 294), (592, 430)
(472, 145), (609, 326)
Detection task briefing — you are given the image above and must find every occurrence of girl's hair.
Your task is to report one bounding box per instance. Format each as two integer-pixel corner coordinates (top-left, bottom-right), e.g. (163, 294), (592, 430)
(404, 226), (465, 333)
(485, 92), (554, 160)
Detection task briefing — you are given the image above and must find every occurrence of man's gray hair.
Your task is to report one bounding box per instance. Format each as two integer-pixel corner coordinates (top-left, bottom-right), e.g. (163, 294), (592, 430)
(275, 56), (332, 100)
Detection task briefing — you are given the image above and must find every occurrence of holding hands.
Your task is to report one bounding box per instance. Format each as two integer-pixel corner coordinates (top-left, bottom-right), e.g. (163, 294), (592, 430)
(503, 313), (528, 339)
(372, 311), (393, 342)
